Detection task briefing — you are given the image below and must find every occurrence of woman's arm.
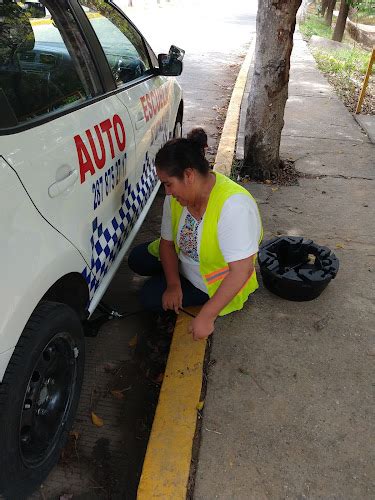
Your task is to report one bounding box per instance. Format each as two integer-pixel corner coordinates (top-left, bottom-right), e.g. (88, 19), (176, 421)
(189, 255), (255, 340)
(160, 237), (183, 313)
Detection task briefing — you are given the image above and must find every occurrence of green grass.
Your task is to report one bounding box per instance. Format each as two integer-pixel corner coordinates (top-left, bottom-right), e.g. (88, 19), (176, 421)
(298, 6), (374, 114)
(299, 11), (373, 78)
(299, 13), (333, 40)
(312, 47), (373, 77)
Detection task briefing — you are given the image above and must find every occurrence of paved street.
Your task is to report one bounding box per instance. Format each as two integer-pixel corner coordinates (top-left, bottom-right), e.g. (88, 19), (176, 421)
(31, 2), (258, 498)
(118, 0), (257, 149)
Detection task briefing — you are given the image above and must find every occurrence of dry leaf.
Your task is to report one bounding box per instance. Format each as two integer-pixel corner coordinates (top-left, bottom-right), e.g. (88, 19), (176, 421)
(91, 412), (104, 427)
(128, 335), (137, 347)
(336, 243), (344, 249)
(307, 254), (316, 264)
(111, 390), (125, 400)
(196, 401), (205, 411)
(271, 187), (278, 192)
(287, 207), (303, 214)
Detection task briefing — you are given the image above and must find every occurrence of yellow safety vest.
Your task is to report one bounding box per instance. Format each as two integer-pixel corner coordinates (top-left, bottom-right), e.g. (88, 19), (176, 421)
(148, 172), (263, 316)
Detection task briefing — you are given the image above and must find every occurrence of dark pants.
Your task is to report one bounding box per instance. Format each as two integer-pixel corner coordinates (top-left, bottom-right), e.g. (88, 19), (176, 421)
(128, 242), (209, 312)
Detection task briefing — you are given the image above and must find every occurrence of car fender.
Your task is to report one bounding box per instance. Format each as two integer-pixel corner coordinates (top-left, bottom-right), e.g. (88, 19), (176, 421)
(0, 157), (87, 381)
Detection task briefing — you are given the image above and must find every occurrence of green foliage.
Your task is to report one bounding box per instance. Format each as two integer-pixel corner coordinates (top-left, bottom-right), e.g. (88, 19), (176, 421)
(312, 47), (373, 77)
(299, 14), (333, 40)
(352, 0), (375, 15)
(350, 0), (375, 23)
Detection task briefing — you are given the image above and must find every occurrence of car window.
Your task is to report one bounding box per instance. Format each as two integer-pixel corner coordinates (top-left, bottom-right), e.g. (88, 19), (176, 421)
(78, 0), (151, 87)
(0, 1), (97, 130)
(145, 40), (158, 68)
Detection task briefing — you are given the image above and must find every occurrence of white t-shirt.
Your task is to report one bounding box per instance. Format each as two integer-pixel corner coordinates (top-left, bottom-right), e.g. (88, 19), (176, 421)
(161, 193), (261, 293)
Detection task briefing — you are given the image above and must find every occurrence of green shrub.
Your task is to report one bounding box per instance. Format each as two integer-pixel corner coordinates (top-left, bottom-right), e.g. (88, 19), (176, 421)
(313, 47), (373, 77)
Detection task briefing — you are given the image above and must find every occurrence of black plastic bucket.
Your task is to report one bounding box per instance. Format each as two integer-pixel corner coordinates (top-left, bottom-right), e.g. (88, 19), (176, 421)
(258, 236), (339, 301)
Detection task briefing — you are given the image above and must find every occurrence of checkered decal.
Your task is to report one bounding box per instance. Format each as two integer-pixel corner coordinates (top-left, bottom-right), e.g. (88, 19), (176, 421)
(82, 152), (158, 299)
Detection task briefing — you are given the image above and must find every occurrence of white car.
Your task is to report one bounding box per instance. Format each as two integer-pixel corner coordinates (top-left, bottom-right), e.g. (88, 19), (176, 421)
(0, 0), (183, 495)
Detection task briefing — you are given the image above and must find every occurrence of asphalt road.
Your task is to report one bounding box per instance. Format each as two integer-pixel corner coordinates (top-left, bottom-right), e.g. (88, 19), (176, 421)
(31, 2), (258, 498)
(120, 0), (258, 145)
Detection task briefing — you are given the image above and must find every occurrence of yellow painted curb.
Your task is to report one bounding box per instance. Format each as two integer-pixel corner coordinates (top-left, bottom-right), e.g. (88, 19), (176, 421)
(214, 37), (256, 176)
(137, 307), (206, 500)
(137, 37), (256, 500)
(30, 19), (53, 26)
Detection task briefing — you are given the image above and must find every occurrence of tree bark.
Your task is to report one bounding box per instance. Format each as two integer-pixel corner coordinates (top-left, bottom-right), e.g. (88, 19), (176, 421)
(243, 0), (302, 179)
(332, 0), (349, 41)
(324, 0), (336, 26)
(321, 0), (329, 17)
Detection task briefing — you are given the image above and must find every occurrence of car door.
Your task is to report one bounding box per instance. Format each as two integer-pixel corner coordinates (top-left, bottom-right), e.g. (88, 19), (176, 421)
(78, 0), (173, 218)
(0, 0), (136, 300)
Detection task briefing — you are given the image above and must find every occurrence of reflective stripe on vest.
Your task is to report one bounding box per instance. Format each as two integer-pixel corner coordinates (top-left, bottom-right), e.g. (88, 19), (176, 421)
(204, 266), (229, 285)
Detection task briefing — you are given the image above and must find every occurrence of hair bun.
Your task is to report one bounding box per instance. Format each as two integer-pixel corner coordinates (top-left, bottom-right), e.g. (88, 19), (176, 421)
(187, 127), (208, 150)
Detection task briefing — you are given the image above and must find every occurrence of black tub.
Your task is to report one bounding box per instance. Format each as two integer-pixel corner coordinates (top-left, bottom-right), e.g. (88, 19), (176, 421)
(258, 236), (339, 301)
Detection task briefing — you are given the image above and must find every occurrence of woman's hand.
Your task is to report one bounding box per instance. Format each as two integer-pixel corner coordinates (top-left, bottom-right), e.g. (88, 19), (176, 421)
(189, 312), (215, 340)
(162, 283), (183, 314)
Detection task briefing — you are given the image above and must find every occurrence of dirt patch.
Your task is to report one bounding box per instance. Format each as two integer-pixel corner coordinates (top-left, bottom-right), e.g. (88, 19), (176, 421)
(55, 357), (161, 499)
(234, 158), (300, 186)
(321, 70), (375, 115)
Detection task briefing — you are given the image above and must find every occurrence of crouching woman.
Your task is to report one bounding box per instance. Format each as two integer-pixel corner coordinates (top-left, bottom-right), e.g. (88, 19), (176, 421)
(128, 130), (263, 340)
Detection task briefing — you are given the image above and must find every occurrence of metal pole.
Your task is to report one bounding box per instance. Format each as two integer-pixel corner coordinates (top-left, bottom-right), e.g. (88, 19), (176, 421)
(355, 47), (375, 114)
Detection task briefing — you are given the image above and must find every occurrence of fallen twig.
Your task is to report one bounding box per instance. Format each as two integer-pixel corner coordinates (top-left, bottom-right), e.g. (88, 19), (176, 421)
(204, 427), (222, 435)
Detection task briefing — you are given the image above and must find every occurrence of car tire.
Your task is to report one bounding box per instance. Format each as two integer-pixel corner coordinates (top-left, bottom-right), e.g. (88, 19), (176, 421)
(173, 115), (182, 138)
(0, 301), (85, 498)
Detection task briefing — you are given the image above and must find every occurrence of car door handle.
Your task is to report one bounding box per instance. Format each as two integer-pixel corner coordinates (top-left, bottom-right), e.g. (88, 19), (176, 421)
(135, 111), (145, 130)
(48, 169), (79, 198)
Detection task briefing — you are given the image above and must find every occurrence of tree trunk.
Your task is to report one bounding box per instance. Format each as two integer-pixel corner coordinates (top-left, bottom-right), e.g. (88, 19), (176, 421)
(243, 0), (302, 179)
(324, 0), (336, 26)
(321, 0), (329, 17)
(332, 0), (349, 41)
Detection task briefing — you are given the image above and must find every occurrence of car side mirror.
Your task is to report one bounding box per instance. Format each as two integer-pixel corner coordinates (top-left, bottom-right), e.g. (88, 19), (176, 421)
(157, 45), (185, 76)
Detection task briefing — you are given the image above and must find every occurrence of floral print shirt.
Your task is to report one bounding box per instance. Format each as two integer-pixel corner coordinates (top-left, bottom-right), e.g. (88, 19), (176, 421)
(178, 212), (202, 262)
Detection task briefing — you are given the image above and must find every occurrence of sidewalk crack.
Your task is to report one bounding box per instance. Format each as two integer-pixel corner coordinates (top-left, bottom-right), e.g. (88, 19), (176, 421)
(282, 134), (369, 144)
(301, 173), (374, 181)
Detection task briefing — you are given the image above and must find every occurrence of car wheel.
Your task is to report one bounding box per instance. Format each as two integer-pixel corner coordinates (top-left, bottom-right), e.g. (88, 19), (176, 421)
(0, 302), (85, 498)
(173, 115), (182, 138)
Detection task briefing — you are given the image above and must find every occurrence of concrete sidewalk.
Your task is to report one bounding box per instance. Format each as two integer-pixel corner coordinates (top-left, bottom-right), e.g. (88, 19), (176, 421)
(194, 33), (375, 499)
